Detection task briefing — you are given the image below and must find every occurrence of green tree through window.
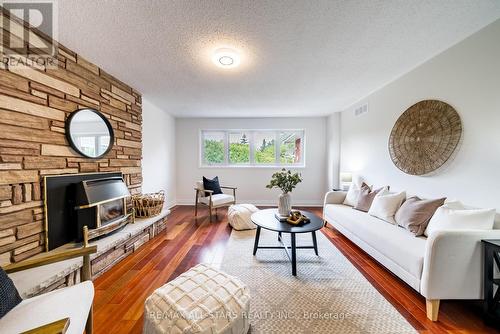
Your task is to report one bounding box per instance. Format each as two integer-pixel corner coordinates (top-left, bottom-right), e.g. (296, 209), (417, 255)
(229, 132), (250, 163)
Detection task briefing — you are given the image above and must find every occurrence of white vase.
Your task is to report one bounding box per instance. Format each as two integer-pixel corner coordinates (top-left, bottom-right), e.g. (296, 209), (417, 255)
(278, 193), (292, 216)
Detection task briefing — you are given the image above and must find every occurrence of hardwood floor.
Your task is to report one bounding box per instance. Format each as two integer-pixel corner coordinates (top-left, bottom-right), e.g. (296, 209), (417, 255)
(93, 205), (498, 333)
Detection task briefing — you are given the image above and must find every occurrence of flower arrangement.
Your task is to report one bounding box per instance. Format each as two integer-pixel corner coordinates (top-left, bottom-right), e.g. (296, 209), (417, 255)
(266, 168), (302, 194)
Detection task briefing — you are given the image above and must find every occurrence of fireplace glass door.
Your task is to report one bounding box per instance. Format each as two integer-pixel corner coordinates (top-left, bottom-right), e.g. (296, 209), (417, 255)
(99, 198), (125, 226)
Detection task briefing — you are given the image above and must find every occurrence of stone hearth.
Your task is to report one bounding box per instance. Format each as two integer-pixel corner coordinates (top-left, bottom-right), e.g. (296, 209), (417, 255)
(10, 208), (169, 298)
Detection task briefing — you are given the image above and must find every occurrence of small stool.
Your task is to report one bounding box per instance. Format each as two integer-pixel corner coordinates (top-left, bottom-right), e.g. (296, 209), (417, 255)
(228, 204), (259, 230)
(144, 264), (250, 334)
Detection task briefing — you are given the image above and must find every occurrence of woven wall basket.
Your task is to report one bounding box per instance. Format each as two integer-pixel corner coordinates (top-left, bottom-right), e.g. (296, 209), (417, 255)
(388, 100), (462, 176)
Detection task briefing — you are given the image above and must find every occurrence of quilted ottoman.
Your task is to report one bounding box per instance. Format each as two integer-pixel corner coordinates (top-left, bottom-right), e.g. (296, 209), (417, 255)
(144, 264), (250, 334)
(227, 204), (259, 230)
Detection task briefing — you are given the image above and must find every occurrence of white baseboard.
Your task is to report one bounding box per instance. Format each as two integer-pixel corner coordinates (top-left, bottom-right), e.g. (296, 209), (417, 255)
(174, 199), (323, 207)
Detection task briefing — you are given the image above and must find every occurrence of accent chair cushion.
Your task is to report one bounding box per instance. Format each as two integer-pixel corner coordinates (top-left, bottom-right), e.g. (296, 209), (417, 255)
(203, 176), (223, 197)
(0, 268), (22, 319)
(354, 185), (388, 212)
(395, 196), (446, 236)
(0, 281), (94, 334)
(199, 194), (234, 207)
(424, 202), (496, 237)
(368, 191), (406, 224)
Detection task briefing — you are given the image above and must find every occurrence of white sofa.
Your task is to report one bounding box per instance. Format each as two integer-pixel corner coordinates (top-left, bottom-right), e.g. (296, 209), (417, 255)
(323, 190), (500, 321)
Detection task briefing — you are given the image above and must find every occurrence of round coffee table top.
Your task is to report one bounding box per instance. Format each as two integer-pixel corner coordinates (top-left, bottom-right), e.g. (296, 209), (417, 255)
(251, 209), (324, 233)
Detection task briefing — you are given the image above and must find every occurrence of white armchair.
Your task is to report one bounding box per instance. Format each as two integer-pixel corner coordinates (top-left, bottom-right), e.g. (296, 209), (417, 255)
(0, 235), (96, 334)
(194, 181), (237, 222)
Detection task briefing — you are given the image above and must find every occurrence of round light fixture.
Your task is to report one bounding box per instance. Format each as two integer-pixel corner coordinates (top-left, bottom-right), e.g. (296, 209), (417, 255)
(212, 48), (240, 69)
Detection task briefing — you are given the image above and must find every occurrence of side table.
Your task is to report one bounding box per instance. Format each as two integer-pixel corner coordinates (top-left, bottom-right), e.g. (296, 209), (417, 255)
(482, 239), (500, 327)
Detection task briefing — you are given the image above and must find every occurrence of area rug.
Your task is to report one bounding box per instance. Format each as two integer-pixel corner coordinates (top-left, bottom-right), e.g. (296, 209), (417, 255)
(220, 229), (417, 333)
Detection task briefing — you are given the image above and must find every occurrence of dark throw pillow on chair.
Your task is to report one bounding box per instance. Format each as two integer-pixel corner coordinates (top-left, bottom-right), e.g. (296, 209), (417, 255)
(0, 267), (22, 319)
(203, 176), (223, 197)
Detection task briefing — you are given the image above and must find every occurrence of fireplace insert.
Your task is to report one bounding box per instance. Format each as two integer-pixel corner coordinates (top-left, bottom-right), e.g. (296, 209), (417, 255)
(75, 176), (132, 241)
(44, 172), (132, 250)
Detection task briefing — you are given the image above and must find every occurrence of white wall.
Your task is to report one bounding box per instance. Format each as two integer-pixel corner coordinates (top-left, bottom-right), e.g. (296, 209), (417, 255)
(326, 113), (341, 190)
(142, 98), (176, 207)
(175, 117), (327, 206)
(339, 19), (500, 210)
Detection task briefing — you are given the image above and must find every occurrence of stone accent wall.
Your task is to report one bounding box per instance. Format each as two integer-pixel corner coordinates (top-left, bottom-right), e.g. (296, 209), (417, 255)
(0, 11), (142, 265)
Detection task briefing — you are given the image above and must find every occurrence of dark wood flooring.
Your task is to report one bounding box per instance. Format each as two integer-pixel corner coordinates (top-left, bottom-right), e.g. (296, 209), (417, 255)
(92, 205), (498, 333)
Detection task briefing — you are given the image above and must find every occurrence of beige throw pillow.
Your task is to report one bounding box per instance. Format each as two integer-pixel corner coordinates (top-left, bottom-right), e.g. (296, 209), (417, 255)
(395, 196), (446, 236)
(354, 185), (389, 212)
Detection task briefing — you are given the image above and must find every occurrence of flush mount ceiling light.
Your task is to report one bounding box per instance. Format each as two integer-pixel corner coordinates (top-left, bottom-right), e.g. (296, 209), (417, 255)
(212, 48), (240, 69)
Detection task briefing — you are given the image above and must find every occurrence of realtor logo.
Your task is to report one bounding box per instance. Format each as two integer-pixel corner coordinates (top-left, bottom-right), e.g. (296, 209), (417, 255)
(1, 0), (58, 67)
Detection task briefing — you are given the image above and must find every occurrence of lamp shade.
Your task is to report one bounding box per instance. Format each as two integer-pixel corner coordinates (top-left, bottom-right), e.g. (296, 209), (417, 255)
(340, 172), (352, 183)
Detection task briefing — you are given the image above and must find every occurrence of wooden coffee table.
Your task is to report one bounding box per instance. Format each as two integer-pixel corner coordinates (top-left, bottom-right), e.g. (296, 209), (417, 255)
(251, 208), (324, 276)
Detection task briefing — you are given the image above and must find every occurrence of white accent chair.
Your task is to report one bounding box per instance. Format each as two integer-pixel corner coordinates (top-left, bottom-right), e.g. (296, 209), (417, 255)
(194, 181), (237, 222)
(0, 243), (97, 334)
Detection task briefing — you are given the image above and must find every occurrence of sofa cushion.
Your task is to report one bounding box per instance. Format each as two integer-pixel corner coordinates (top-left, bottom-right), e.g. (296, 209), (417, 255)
(0, 280), (94, 334)
(395, 196), (446, 236)
(324, 204), (426, 280)
(199, 193), (234, 206)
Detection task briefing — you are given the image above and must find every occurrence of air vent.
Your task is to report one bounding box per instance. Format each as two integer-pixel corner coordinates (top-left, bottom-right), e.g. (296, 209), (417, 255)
(354, 104), (368, 116)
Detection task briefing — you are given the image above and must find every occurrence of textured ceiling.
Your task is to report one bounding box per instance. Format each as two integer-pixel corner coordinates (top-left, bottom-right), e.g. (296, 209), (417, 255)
(57, 0), (500, 117)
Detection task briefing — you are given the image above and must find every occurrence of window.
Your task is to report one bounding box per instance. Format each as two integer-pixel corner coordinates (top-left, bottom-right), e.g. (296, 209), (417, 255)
(229, 132), (250, 164)
(200, 129), (305, 167)
(254, 132), (276, 164)
(202, 131), (225, 165)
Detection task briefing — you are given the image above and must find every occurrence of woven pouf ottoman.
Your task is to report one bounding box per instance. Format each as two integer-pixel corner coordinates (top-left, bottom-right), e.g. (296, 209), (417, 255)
(227, 204), (259, 230)
(144, 264), (250, 334)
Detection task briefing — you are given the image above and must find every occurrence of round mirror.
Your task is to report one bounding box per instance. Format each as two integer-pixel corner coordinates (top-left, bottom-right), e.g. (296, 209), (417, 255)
(66, 109), (114, 158)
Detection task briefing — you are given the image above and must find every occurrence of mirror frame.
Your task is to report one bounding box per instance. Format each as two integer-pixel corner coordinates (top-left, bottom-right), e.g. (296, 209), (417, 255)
(65, 108), (115, 159)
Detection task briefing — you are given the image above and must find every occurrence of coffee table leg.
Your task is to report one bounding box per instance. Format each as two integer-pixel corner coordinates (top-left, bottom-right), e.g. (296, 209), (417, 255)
(312, 231), (318, 256)
(278, 232), (282, 241)
(291, 233), (297, 276)
(253, 226), (261, 255)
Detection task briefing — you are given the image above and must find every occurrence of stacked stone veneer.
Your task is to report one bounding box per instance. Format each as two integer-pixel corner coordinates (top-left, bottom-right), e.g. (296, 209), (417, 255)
(0, 11), (143, 265)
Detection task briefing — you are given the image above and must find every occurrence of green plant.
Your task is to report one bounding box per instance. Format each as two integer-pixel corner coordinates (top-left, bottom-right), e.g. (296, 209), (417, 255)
(266, 168), (302, 194)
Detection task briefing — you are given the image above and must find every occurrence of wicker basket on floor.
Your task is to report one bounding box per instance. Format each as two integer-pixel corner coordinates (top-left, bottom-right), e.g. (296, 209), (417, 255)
(132, 190), (165, 218)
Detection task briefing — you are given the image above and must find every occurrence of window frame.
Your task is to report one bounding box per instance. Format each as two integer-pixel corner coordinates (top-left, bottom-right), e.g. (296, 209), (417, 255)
(199, 129), (306, 168)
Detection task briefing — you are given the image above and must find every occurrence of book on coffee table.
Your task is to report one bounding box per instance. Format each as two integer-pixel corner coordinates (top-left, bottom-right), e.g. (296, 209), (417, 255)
(275, 213), (289, 222)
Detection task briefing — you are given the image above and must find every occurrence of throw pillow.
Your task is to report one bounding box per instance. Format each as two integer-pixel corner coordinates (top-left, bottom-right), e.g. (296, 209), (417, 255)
(202, 176), (223, 197)
(395, 196), (446, 236)
(368, 191), (406, 224)
(0, 267), (22, 319)
(343, 182), (369, 207)
(424, 202), (496, 237)
(354, 185), (389, 212)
